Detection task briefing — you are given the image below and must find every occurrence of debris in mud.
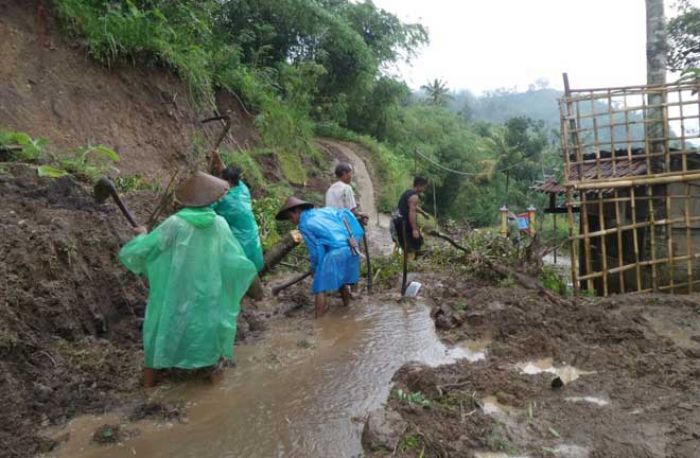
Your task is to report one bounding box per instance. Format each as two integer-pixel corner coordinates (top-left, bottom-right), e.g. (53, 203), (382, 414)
(367, 284), (700, 457)
(128, 401), (185, 423)
(297, 338), (315, 349)
(91, 424), (122, 444)
(361, 408), (407, 452)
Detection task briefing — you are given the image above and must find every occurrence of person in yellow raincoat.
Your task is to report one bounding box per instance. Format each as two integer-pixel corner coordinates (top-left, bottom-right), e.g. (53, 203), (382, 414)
(119, 172), (257, 387)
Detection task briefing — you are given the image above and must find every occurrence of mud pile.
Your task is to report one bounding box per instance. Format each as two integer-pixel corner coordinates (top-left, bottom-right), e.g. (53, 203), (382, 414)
(367, 282), (700, 457)
(0, 165), (147, 456)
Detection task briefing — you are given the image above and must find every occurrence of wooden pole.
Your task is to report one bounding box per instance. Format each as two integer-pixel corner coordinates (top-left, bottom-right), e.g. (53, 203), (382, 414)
(563, 73), (583, 294)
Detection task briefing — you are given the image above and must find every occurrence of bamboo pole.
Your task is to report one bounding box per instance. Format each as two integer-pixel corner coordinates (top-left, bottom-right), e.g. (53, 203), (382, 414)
(577, 251), (700, 281)
(563, 73), (581, 294)
(591, 97), (608, 294)
(566, 80), (698, 94)
(571, 81), (594, 292)
(630, 187), (643, 291)
(685, 182), (694, 292)
(642, 92), (658, 291)
(569, 214), (700, 239)
(663, 99), (675, 292)
(573, 172), (700, 191)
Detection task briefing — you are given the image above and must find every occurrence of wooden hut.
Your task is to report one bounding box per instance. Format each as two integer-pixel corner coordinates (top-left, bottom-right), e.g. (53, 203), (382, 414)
(542, 78), (700, 296)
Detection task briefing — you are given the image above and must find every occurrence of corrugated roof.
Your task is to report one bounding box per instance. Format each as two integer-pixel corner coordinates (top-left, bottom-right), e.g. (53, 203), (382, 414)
(532, 150), (648, 194)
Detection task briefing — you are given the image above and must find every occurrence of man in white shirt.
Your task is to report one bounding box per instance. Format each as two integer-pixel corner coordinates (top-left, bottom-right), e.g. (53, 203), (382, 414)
(325, 163), (357, 211)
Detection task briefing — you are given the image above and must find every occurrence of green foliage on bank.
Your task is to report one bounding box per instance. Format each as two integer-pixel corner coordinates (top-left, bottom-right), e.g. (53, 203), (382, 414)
(52, 0), (564, 230)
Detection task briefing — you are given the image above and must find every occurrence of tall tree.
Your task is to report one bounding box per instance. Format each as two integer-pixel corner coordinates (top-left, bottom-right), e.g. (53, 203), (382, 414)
(646, 0), (667, 85)
(646, 0), (667, 154)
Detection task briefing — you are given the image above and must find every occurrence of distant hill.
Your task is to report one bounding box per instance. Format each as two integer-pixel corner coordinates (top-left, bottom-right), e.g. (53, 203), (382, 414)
(444, 88), (650, 150)
(451, 88), (563, 130)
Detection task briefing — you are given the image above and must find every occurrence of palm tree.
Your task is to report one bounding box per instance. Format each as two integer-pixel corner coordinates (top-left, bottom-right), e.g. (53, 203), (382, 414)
(421, 79), (452, 106)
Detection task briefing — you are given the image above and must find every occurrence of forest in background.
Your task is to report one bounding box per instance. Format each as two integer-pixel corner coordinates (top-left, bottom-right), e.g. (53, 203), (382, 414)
(5, 0), (700, 231)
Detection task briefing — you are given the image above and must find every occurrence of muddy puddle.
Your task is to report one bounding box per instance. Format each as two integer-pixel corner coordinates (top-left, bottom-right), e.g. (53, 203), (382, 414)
(48, 297), (479, 457)
(516, 358), (596, 384)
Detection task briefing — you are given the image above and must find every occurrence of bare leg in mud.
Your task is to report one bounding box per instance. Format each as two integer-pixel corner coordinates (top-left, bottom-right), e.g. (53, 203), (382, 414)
(143, 368), (158, 388)
(340, 285), (352, 307)
(315, 293), (327, 318)
(208, 359), (226, 385)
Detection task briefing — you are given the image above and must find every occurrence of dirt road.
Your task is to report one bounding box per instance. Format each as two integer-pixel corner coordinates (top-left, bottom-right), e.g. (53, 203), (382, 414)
(315, 138), (394, 257)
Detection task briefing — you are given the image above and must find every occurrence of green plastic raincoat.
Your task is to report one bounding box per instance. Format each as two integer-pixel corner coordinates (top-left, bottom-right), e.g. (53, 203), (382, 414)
(119, 207), (257, 369)
(212, 181), (264, 272)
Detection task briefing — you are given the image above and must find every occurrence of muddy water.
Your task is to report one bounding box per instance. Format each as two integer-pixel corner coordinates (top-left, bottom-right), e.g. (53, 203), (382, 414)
(58, 298), (476, 458)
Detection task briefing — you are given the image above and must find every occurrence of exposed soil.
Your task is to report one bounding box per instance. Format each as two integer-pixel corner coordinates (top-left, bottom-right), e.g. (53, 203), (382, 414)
(0, 0), (260, 178)
(0, 164), (149, 456)
(0, 163), (295, 457)
(368, 273), (700, 457)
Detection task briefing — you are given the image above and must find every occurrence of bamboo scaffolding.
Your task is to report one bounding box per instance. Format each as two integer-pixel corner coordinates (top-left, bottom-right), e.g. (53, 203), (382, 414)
(577, 251), (700, 281)
(559, 77), (700, 296)
(608, 90), (625, 292)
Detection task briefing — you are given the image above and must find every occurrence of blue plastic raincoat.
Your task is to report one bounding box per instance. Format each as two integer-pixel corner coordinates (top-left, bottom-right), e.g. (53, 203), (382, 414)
(212, 181), (265, 272)
(119, 207), (257, 369)
(298, 207), (364, 294)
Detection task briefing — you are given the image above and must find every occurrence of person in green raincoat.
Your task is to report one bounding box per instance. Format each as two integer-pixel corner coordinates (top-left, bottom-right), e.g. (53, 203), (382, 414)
(213, 166), (264, 271)
(119, 172), (257, 388)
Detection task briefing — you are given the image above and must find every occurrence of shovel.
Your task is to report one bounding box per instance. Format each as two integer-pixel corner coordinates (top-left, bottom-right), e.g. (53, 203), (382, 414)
(94, 176), (138, 227)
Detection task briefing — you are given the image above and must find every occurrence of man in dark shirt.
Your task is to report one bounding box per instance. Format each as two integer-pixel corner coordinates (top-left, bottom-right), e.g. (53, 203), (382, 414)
(393, 176), (428, 255)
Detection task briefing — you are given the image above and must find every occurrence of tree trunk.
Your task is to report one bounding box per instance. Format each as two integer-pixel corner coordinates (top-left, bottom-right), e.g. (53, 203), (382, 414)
(646, 0), (667, 87)
(645, 0), (667, 159)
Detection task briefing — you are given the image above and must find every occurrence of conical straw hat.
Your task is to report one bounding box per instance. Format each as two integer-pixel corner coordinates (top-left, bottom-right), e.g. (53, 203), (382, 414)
(275, 196), (314, 221)
(175, 172), (229, 207)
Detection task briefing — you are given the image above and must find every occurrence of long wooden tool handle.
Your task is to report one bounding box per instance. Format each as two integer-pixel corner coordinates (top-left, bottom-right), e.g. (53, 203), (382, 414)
(362, 232), (372, 293)
(110, 190), (138, 227)
(401, 220), (409, 295)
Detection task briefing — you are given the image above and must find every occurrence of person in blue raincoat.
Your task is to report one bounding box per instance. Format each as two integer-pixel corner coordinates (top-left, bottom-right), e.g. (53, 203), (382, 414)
(276, 197), (364, 318)
(119, 172), (257, 387)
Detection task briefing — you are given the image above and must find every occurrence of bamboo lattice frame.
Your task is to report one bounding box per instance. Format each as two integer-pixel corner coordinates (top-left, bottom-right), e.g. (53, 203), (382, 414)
(561, 76), (700, 296)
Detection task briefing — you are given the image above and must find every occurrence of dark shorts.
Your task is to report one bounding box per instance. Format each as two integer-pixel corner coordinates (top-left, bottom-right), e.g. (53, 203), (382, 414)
(394, 217), (423, 252)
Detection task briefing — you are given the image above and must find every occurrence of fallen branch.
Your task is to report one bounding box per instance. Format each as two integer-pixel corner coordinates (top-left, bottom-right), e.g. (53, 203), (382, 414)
(427, 230), (468, 252)
(0, 144), (22, 152)
(271, 271), (312, 296)
(426, 230), (569, 306)
(260, 230), (303, 276)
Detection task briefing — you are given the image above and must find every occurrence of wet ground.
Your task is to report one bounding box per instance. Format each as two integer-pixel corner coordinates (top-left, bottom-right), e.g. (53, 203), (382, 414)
(374, 282), (700, 457)
(43, 295), (479, 457)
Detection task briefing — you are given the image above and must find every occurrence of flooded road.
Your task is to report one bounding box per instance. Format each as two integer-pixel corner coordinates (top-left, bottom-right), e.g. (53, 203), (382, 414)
(53, 297), (476, 457)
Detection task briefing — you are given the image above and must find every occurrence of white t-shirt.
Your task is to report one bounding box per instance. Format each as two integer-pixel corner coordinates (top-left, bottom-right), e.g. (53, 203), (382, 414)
(325, 181), (357, 210)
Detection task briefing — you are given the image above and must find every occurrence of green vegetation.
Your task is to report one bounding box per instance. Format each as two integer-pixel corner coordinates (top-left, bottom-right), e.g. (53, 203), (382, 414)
(399, 434), (422, 452)
(668, 0), (700, 72)
(1, 128), (124, 184)
(393, 388), (431, 407)
(0, 128), (48, 162)
(51, 1), (572, 231)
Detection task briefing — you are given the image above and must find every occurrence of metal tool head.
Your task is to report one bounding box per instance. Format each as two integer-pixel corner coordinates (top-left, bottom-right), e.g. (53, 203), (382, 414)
(94, 176), (116, 203)
(403, 281), (422, 298)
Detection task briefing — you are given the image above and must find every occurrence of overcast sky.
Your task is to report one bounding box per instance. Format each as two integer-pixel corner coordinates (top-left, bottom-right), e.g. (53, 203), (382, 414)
(372, 0), (698, 94)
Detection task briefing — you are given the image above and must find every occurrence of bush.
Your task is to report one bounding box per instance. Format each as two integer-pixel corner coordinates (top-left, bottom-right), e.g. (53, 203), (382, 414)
(0, 128), (47, 162)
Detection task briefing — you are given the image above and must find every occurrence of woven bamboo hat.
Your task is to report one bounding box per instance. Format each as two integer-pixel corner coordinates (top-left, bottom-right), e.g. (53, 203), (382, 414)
(275, 196), (314, 221)
(175, 171), (229, 207)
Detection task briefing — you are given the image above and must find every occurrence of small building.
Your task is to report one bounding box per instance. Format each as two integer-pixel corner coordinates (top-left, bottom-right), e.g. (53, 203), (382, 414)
(539, 78), (700, 296)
